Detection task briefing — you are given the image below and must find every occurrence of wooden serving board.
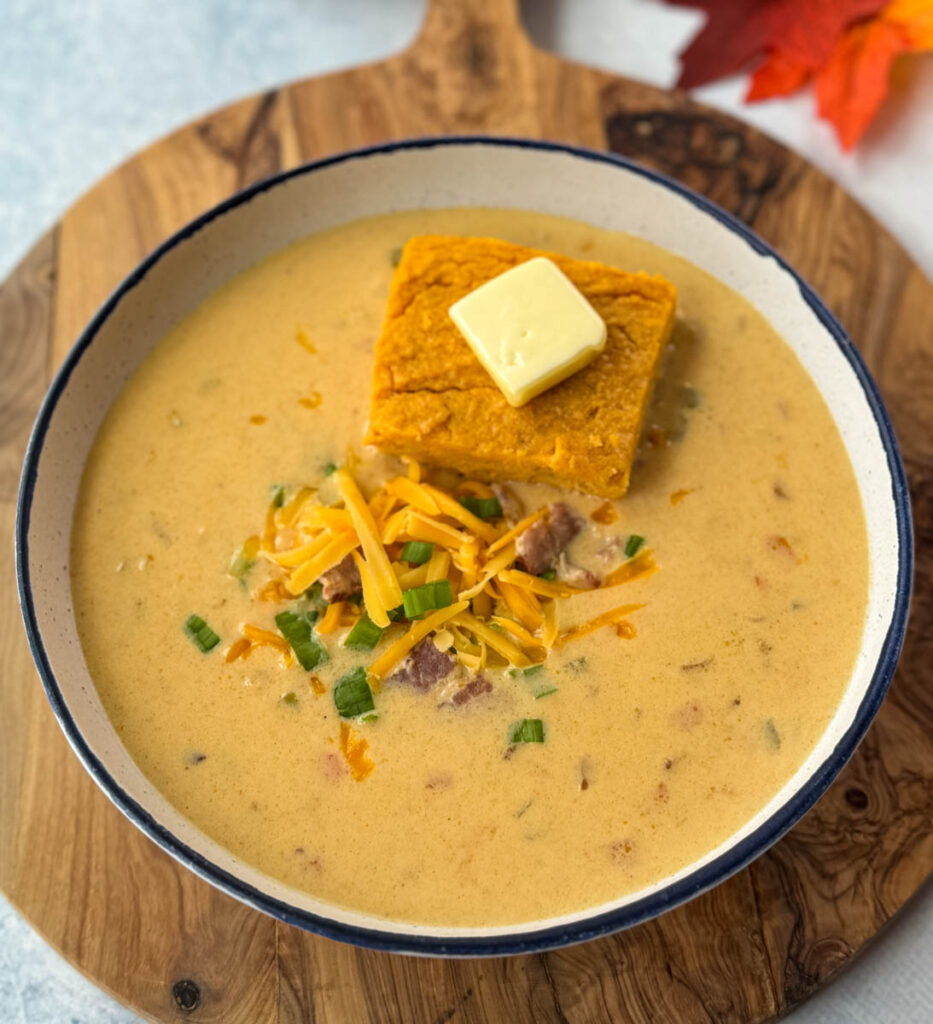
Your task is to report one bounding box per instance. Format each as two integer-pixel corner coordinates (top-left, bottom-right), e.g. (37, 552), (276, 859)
(1, 2), (930, 1021)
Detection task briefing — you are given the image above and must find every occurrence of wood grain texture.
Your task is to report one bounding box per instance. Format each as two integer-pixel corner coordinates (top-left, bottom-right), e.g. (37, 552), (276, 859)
(1, 1), (930, 1021)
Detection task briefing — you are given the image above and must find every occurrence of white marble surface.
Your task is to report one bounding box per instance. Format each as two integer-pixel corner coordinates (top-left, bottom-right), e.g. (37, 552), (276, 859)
(1, 1), (929, 1021)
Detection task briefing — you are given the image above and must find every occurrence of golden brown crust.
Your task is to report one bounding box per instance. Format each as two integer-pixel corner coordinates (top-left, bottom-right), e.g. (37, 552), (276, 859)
(366, 236), (677, 498)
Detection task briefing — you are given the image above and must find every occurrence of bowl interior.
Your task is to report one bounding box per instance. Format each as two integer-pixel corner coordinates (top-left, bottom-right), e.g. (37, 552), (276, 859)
(17, 139), (910, 954)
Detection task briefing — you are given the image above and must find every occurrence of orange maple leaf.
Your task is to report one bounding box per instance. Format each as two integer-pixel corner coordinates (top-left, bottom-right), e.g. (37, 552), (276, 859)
(747, 50), (811, 100)
(817, 0), (933, 149)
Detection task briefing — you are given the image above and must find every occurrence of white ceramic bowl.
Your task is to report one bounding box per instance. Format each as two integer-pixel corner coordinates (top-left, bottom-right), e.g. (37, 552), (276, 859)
(16, 138), (912, 956)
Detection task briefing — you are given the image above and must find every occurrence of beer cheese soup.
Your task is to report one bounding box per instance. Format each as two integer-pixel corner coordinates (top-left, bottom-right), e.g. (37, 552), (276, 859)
(71, 208), (868, 927)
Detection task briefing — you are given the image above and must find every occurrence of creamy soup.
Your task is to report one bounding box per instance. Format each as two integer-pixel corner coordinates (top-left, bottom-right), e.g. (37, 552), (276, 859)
(71, 208), (868, 927)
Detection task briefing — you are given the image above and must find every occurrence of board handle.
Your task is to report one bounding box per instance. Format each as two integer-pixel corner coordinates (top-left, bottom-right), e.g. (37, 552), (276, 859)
(412, 0), (530, 59)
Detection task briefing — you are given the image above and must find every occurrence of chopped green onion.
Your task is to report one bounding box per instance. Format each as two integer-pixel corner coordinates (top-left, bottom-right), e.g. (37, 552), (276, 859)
(538, 569), (557, 581)
(523, 665), (544, 677)
(275, 610), (328, 670)
(625, 534), (645, 558)
(387, 604), (405, 622)
(184, 614), (221, 653)
(400, 540), (434, 565)
(534, 687), (558, 700)
(344, 613), (384, 650)
(390, 246), (403, 267)
(270, 486), (286, 508)
(361, 713), (379, 723)
(459, 496), (502, 519)
(280, 691), (299, 706)
(304, 582), (325, 607)
(333, 667), (375, 718)
(228, 549), (254, 578)
(323, 462), (337, 477)
(763, 719), (781, 749)
(402, 579), (453, 619)
(511, 718), (545, 743)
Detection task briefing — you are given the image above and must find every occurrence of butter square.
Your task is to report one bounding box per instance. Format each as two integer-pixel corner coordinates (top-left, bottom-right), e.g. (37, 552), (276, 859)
(449, 257), (607, 407)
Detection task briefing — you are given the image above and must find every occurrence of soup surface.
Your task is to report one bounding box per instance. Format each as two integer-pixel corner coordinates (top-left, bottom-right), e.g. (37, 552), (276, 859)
(71, 208), (868, 927)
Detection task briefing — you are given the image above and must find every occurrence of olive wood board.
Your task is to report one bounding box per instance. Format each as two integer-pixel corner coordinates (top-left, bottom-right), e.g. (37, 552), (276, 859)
(1, 1), (930, 1021)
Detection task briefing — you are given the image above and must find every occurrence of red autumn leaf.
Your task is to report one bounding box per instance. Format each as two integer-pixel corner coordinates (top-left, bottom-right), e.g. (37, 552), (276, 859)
(670, 0), (888, 89)
(815, 18), (910, 149)
(746, 50), (811, 100)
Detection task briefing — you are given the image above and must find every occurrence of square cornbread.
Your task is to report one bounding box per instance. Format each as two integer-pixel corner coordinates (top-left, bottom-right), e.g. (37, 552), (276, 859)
(365, 236), (678, 498)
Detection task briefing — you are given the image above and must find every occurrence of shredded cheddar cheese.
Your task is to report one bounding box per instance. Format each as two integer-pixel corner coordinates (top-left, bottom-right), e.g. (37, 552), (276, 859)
(241, 464), (657, 686)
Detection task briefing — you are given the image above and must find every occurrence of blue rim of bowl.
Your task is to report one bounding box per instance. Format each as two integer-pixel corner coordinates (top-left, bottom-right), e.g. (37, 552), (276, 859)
(15, 135), (913, 957)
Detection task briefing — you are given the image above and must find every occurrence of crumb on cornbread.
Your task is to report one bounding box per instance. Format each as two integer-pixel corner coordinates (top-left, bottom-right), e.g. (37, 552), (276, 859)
(365, 236), (678, 498)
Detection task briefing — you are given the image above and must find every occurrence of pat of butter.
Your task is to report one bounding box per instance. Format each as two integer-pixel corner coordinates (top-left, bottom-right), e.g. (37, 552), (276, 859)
(449, 257), (607, 407)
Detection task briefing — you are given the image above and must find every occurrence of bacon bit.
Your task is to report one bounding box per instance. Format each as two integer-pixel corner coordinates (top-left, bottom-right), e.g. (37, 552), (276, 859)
(249, 415), (267, 425)
(256, 578), (292, 602)
(296, 327), (316, 354)
(615, 620), (637, 639)
(590, 500), (618, 525)
(321, 752), (345, 782)
(672, 702), (704, 731)
(767, 535), (798, 560)
(225, 637), (252, 663)
(309, 675), (326, 696)
(754, 575), (769, 589)
(644, 425), (667, 448)
(681, 657), (713, 671)
(610, 839), (635, 863)
(670, 488), (695, 506)
(773, 482), (790, 500)
(299, 392), (322, 409)
(339, 722), (374, 781)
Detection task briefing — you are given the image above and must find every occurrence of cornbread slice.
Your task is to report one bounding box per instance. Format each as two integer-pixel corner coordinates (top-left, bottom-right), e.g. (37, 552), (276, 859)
(365, 236), (678, 498)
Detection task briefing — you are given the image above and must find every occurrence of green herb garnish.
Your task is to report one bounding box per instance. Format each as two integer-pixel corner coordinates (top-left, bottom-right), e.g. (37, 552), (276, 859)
(323, 462), (337, 477)
(763, 719), (781, 749)
(280, 691), (299, 706)
(390, 246), (403, 267)
(361, 713), (379, 723)
(523, 665), (544, 677)
(344, 613), (384, 650)
(387, 604), (405, 622)
(228, 549), (254, 578)
(511, 718), (545, 744)
(184, 614), (221, 653)
(275, 610), (328, 670)
(538, 569), (557, 581)
(402, 579), (453, 619)
(625, 534), (645, 558)
(400, 540), (434, 565)
(333, 667), (375, 718)
(459, 495), (502, 519)
(270, 486), (286, 508)
(534, 687), (558, 699)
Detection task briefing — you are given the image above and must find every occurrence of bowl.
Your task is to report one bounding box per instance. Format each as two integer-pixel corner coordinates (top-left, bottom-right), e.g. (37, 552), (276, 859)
(15, 137), (912, 956)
